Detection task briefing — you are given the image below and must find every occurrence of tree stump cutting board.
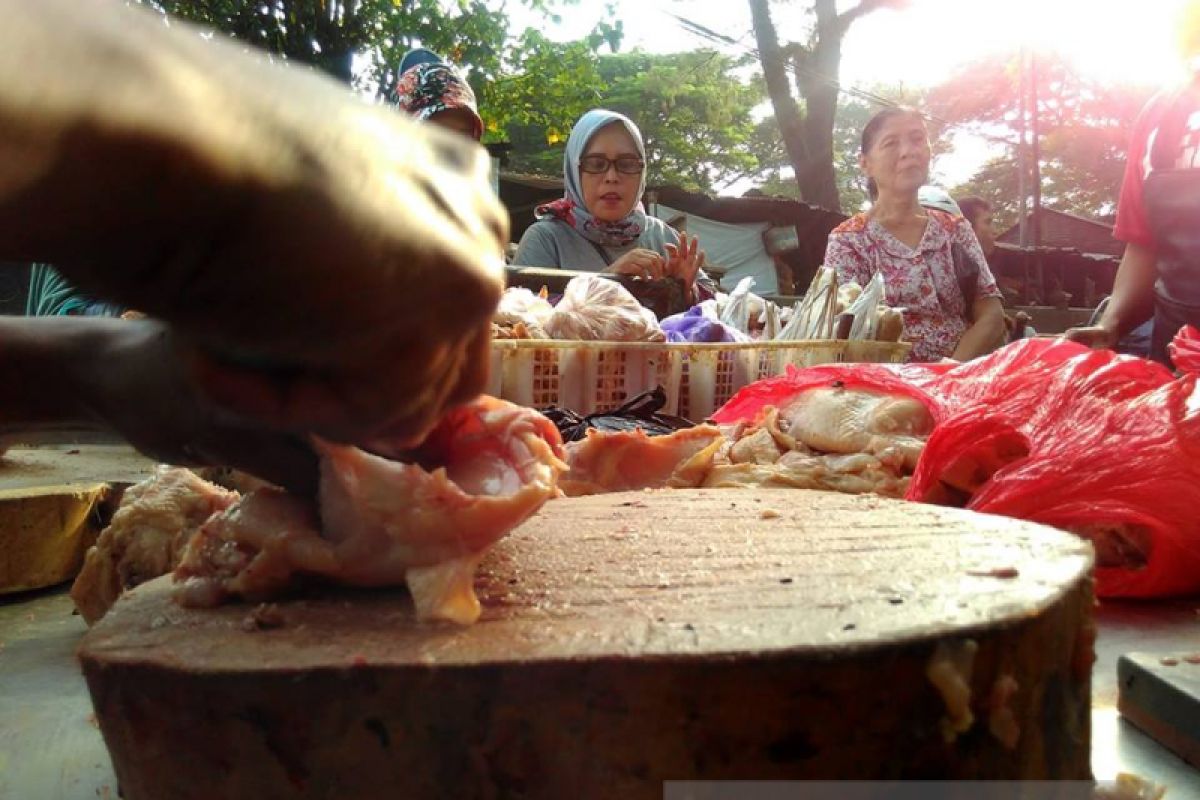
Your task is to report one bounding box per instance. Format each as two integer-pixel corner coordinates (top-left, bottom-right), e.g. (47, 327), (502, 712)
(0, 445), (155, 593)
(78, 489), (1096, 799)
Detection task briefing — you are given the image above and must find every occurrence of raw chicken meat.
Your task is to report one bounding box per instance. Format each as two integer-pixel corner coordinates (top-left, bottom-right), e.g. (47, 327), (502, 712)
(559, 425), (725, 496)
(71, 466), (238, 624)
(782, 385), (933, 470)
(557, 388), (929, 500)
(174, 396), (567, 624)
(703, 451), (910, 498)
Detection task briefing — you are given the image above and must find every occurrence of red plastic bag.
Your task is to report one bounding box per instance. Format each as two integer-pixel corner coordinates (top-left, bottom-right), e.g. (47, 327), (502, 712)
(1169, 324), (1200, 375)
(713, 335), (1200, 598)
(710, 359), (951, 426)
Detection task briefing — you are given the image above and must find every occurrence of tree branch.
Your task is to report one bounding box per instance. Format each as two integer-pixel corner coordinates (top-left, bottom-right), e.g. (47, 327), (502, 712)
(836, 0), (909, 35)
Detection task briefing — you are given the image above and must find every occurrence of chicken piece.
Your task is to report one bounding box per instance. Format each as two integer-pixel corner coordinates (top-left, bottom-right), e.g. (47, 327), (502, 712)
(783, 386), (932, 469)
(728, 426), (783, 465)
(174, 397), (567, 625)
(70, 466), (238, 624)
(703, 452), (909, 499)
(559, 425), (725, 497)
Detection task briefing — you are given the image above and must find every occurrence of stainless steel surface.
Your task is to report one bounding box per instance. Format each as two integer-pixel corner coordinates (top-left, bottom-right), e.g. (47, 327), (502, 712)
(1, 587), (1198, 798)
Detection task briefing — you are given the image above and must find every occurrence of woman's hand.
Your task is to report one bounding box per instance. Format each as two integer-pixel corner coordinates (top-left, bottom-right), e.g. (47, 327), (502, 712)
(605, 249), (666, 279)
(665, 234), (707, 300)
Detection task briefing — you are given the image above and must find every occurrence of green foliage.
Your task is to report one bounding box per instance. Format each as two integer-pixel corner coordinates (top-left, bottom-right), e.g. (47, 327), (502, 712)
(599, 51), (763, 192)
(498, 49), (767, 195)
(480, 28), (612, 167)
(135, 0), (543, 96)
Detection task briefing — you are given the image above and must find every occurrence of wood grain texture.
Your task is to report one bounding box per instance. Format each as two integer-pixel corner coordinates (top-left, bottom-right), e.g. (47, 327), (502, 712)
(80, 489), (1097, 798)
(0, 446), (155, 593)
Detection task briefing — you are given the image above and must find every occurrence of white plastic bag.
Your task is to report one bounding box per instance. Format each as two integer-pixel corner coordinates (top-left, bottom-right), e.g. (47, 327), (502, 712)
(719, 276), (756, 334)
(543, 275), (665, 342)
(844, 271), (887, 341)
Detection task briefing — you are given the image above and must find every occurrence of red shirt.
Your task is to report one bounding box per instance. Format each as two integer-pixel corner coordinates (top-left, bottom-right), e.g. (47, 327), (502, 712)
(1114, 82), (1200, 249)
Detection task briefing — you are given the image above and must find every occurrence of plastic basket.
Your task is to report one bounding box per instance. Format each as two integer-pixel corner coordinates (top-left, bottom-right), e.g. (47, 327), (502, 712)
(488, 339), (911, 421)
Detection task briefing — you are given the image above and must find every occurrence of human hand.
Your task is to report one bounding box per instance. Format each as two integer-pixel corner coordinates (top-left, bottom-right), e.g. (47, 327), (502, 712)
(0, 0), (506, 449)
(78, 319), (320, 494)
(665, 233), (706, 296)
(1062, 325), (1119, 351)
(605, 249), (666, 280)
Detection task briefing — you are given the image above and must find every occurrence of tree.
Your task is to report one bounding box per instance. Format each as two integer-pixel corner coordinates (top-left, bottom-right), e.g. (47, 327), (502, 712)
(135, 0), (539, 94)
(927, 52), (1154, 227)
(748, 0), (910, 211)
(481, 27), (615, 167)
(499, 49), (768, 195)
(600, 51), (764, 193)
(752, 85), (932, 214)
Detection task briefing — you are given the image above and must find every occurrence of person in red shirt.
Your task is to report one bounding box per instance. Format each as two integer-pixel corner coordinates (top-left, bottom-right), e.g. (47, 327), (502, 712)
(1066, 6), (1200, 365)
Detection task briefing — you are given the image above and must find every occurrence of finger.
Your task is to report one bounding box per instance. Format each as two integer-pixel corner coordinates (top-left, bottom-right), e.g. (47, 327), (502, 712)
(185, 341), (453, 445)
(664, 244), (679, 262)
(192, 428), (321, 496)
(648, 255), (665, 280)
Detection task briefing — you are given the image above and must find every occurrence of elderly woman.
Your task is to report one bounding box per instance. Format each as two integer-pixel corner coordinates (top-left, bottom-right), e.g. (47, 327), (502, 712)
(394, 49), (483, 142)
(513, 109), (710, 302)
(823, 107), (1005, 362)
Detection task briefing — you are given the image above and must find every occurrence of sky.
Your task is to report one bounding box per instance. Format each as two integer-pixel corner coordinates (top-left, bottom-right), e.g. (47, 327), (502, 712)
(506, 0), (1195, 191)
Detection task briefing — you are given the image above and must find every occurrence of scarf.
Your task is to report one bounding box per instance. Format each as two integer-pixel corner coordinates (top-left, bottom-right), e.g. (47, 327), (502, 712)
(535, 109), (648, 248)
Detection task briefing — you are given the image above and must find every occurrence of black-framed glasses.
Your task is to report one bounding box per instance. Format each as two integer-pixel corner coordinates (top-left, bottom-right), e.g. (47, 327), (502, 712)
(579, 155), (645, 175)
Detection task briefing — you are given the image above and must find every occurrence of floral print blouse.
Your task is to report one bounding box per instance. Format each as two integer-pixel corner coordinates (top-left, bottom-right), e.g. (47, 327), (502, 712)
(823, 209), (1001, 362)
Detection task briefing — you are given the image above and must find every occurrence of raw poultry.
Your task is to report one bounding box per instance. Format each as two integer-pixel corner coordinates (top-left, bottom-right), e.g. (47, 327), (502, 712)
(73, 396), (566, 626)
(560, 387), (934, 499)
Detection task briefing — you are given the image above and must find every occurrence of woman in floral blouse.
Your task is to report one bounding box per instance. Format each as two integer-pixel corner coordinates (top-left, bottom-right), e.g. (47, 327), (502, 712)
(823, 107), (1006, 362)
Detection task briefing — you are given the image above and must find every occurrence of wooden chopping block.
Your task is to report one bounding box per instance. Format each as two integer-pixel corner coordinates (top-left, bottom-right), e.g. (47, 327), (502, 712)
(79, 489), (1096, 799)
(0, 445), (155, 593)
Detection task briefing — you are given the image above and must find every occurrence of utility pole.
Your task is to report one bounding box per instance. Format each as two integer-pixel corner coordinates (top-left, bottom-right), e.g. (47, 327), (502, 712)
(1030, 50), (1044, 303)
(1017, 46), (1030, 301)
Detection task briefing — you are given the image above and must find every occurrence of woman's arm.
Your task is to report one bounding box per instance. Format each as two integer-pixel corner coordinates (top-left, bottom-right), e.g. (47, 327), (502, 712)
(951, 296), (1006, 361)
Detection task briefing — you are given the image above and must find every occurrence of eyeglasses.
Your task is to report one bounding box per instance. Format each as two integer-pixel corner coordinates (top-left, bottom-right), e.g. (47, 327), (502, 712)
(579, 155), (645, 175)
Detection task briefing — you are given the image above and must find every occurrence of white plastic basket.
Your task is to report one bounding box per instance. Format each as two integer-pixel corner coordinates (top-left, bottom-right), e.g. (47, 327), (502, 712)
(488, 339), (911, 421)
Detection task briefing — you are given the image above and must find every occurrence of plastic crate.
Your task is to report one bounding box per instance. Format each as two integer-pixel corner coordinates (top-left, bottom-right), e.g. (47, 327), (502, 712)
(489, 339), (911, 421)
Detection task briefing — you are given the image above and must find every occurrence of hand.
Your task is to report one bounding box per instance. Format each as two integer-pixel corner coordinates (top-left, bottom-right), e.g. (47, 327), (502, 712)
(665, 233), (706, 283)
(78, 319), (320, 494)
(605, 249), (666, 280)
(1062, 325), (1119, 350)
(0, 0), (506, 449)
(665, 233), (707, 299)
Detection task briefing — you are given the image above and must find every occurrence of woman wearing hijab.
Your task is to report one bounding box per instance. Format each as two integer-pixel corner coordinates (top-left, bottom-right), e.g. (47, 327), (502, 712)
(823, 107), (1006, 363)
(513, 109), (710, 302)
(394, 49), (484, 142)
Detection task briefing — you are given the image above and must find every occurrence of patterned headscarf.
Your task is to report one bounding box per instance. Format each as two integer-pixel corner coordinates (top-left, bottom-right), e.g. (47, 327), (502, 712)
(394, 62), (483, 141)
(535, 109), (648, 249)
